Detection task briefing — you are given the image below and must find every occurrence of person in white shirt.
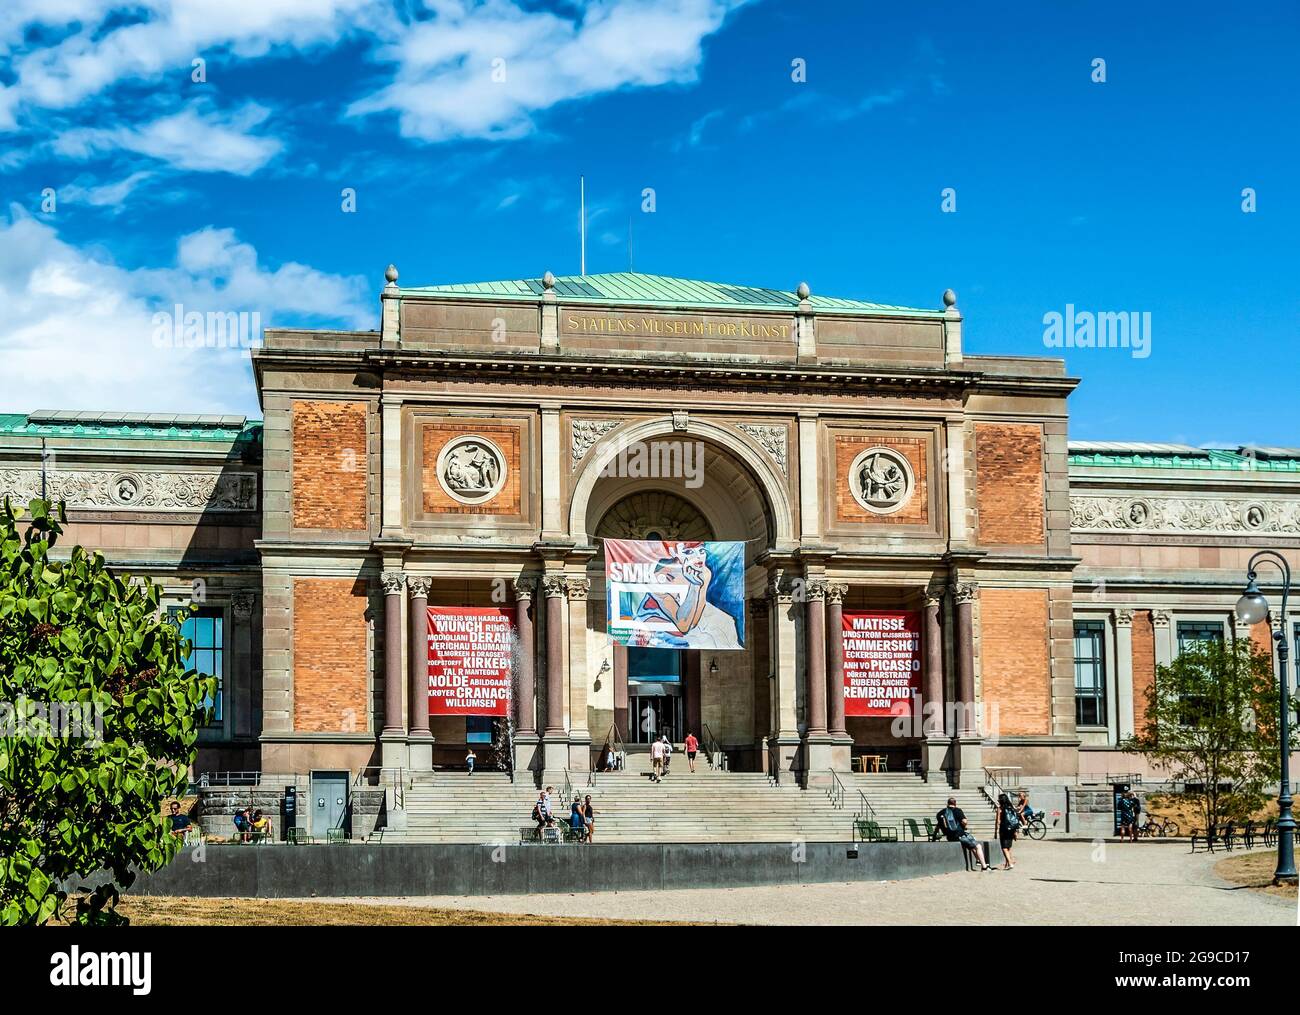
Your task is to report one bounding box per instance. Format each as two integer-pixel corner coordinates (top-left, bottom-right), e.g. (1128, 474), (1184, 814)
(650, 738), (664, 782)
(661, 734), (673, 776)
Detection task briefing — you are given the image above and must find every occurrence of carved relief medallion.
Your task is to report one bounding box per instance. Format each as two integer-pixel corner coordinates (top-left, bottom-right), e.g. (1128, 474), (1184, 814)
(848, 446), (914, 515)
(436, 435), (508, 506)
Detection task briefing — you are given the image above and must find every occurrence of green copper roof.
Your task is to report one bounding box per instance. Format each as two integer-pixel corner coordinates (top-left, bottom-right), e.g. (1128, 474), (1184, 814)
(403, 271), (938, 315)
(0, 412), (262, 445)
(1068, 443), (1300, 472)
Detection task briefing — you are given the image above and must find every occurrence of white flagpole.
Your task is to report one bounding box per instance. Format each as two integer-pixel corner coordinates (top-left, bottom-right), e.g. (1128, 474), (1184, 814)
(580, 175), (586, 277)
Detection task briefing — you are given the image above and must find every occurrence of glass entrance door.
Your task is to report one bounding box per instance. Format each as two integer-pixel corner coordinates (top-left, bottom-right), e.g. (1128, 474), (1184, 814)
(627, 647), (684, 743)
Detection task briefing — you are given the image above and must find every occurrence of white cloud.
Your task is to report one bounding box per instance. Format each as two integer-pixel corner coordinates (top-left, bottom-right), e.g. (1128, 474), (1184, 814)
(54, 103), (283, 175)
(59, 171), (157, 208)
(0, 0), (380, 128)
(349, 0), (748, 141)
(0, 208), (371, 416)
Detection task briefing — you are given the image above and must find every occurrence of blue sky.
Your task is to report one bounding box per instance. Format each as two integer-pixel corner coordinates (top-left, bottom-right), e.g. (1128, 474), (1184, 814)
(0, 0), (1295, 444)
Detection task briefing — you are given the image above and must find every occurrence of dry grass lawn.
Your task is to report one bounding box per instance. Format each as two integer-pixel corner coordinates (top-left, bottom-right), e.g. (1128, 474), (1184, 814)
(109, 896), (671, 926)
(1213, 850), (1299, 901)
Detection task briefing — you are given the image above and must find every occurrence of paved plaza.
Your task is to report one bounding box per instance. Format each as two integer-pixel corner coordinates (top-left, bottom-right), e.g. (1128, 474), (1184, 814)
(315, 842), (1298, 926)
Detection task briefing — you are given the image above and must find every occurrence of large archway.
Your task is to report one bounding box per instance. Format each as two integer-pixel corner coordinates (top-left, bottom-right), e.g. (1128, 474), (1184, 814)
(574, 420), (788, 770)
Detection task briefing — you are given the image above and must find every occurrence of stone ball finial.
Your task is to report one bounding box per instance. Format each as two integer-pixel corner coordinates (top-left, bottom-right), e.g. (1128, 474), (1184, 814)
(542, 270), (556, 290)
(385, 264), (399, 285)
(796, 281), (811, 300)
(942, 288), (957, 308)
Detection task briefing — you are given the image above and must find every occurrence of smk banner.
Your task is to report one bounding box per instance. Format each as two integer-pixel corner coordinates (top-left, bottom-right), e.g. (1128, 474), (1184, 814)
(427, 607), (514, 716)
(605, 539), (745, 650)
(842, 610), (922, 716)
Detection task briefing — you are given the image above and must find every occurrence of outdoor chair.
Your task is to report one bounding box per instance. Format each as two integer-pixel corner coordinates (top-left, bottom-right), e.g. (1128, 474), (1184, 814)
(287, 827), (313, 845)
(853, 818), (898, 843)
(903, 818), (925, 841)
(326, 827), (346, 845)
(923, 817), (941, 841)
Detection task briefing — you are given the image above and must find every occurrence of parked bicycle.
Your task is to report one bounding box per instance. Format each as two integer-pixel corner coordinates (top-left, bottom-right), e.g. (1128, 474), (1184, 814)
(1140, 815), (1180, 837)
(1021, 809), (1060, 840)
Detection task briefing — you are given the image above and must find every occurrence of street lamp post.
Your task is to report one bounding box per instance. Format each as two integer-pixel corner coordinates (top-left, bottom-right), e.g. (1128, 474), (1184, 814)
(1234, 550), (1296, 886)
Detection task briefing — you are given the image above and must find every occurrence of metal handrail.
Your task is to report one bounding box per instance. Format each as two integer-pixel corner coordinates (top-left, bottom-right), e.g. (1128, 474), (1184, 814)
(855, 789), (877, 821)
(700, 721), (727, 771)
(982, 767), (1008, 813)
(827, 769), (846, 810)
(353, 766), (409, 810)
(597, 722), (626, 772)
(194, 770), (261, 788)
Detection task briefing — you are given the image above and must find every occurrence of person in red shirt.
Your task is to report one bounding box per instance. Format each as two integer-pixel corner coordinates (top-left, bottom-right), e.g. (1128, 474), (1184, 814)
(684, 731), (700, 772)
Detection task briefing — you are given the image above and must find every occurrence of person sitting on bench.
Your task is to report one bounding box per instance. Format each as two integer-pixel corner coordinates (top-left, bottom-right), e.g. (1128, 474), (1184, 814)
(935, 797), (991, 871)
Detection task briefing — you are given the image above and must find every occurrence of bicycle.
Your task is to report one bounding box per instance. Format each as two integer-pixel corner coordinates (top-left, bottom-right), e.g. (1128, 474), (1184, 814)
(1139, 815), (1180, 837)
(1021, 809), (1059, 840)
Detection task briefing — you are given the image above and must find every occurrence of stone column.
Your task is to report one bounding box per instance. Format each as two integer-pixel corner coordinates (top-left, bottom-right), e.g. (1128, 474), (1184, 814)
(406, 575), (433, 770)
(805, 580), (828, 737)
(231, 591), (256, 741)
(920, 582), (949, 783)
(566, 576), (592, 770)
(825, 583), (848, 736)
(1114, 609), (1135, 744)
(512, 578), (537, 735)
(379, 570), (407, 769)
(767, 573), (802, 781)
(951, 581), (983, 788)
(541, 574), (569, 775)
(824, 583), (851, 772)
(540, 405), (563, 539)
(1152, 610), (1174, 667)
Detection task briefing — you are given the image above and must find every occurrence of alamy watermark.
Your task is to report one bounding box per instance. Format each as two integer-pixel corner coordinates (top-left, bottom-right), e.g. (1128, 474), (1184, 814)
(599, 438), (704, 489)
(0, 698), (103, 741)
(1043, 304), (1151, 359)
(151, 304), (263, 350)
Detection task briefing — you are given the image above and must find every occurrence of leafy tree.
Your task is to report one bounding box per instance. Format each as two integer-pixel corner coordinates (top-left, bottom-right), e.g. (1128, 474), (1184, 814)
(1122, 637), (1291, 832)
(0, 498), (212, 925)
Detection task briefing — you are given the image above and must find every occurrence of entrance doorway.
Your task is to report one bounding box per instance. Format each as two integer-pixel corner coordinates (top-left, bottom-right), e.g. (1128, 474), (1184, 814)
(627, 647), (684, 743)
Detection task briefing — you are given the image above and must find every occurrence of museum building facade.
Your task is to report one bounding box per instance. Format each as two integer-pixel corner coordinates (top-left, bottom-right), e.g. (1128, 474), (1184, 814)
(1, 270), (1296, 788)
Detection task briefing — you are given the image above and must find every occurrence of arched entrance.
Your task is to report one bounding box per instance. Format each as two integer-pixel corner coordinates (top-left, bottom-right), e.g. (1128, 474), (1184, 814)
(574, 422), (784, 771)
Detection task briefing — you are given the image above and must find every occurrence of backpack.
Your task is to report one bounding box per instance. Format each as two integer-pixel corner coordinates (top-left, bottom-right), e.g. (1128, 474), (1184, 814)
(1003, 805), (1020, 830)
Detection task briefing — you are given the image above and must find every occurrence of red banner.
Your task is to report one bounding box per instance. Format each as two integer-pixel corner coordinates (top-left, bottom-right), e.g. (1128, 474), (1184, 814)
(427, 607), (514, 716)
(842, 610), (922, 717)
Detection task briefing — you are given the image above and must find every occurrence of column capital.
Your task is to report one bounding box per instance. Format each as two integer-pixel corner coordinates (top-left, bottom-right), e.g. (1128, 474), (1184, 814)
(512, 576), (538, 601)
(825, 582), (848, 604)
(923, 581), (946, 608)
(231, 590), (256, 619)
(952, 581), (979, 605)
(380, 569), (406, 596)
(541, 574), (568, 599)
(406, 575), (432, 599)
(1114, 608), (1134, 628)
(565, 577), (591, 601)
(805, 579), (828, 602)
(767, 575), (795, 604)
(1152, 609), (1172, 629)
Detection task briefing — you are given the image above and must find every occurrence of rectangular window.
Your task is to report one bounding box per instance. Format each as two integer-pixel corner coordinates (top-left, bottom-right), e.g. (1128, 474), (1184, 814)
(466, 716), (494, 744)
(171, 607), (224, 724)
(1175, 621), (1223, 726)
(1073, 620), (1107, 727)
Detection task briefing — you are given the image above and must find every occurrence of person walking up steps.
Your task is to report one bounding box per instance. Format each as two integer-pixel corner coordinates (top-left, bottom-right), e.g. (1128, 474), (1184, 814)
(684, 730), (700, 773)
(660, 733), (673, 776)
(650, 736), (664, 782)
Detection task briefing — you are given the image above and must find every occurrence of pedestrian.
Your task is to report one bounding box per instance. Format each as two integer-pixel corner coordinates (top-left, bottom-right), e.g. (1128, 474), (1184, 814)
(532, 790), (552, 839)
(684, 730), (700, 773)
(661, 733), (673, 776)
(935, 797), (990, 870)
(570, 797), (586, 841)
(465, 747), (476, 775)
(650, 736), (664, 782)
(1125, 790), (1142, 841)
(583, 794), (597, 843)
(995, 792), (1019, 869)
(1117, 790), (1137, 841)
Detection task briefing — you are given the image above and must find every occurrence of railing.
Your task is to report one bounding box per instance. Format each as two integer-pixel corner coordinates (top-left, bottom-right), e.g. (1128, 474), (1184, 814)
(827, 769), (846, 810)
(701, 722), (727, 771)
(855, 789), (877, 822)
(354, 767), (409, 810)
(982, 767), (1009, 812)
(596, 722), (627, 774)
(765, 739), (780, 785)
(562, 769), (574, 810)
(194, 770), (261, 789)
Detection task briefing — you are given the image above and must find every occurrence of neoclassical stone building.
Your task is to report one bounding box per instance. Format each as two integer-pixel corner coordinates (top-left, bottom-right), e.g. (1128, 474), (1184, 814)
(2, 270), (1296, 791)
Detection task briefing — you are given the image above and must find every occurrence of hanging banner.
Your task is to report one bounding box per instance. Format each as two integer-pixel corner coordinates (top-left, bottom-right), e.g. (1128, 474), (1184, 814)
(605, 539), (745, 650)
(842, 610), (922, 716)
(427, 607), (514, 716)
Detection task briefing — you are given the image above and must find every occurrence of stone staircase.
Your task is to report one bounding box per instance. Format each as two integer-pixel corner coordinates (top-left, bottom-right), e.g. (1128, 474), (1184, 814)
(382, 764), (995, 844)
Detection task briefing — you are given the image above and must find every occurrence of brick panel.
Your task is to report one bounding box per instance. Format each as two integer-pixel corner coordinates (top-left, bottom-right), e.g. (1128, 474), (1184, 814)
(421, 422), (522, 516)
(981, 587), (1050, 735)
(975, 422), (1045, 545)
(291, 400), (368, 530)
(1131, 610), (1156, 736)
(292, 578), (369, 732)
(834, 433), (929, 525)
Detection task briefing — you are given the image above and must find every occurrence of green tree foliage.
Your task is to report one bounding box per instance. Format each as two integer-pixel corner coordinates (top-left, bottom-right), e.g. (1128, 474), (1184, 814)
(1123, 637), (1291, 832)
(0, 498), (212, 925)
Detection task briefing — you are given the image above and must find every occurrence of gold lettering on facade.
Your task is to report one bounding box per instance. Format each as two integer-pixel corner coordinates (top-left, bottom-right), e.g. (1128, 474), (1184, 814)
(563, 313), (790, 340)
